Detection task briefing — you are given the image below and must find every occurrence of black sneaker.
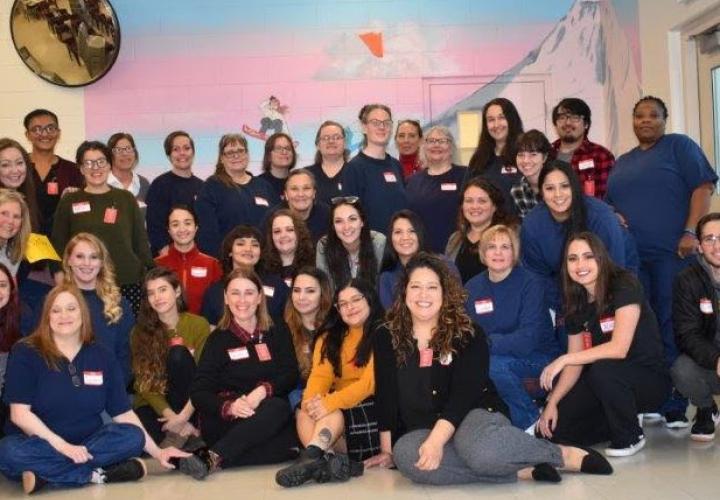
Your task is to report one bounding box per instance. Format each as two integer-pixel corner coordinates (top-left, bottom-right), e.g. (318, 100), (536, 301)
(22, 471), (47, 495)
(325, 453), (364, 482)
(104, 458), (147, 483)
(690, 403), (720, 442)
(664, 410), (689, 429)
(604, 435), (646, 457)
(275, 445), (327, 488)
(176, 447), (219, 480)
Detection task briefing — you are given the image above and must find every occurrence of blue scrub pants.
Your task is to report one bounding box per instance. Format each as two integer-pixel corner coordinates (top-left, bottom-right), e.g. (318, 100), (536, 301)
(637, 253), (689, 414)
(0, 423), (144, 486)
(490, 353), (554, 430)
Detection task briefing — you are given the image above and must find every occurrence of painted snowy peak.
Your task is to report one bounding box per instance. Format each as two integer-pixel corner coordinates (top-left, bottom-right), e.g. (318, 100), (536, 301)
(430, 0), (640, 155)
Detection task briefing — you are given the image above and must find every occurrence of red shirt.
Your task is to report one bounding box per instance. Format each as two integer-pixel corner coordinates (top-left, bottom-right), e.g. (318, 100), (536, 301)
(552, 137), (615, 199)
(155, 245), (222, 314)
(399, 152), (421, 179)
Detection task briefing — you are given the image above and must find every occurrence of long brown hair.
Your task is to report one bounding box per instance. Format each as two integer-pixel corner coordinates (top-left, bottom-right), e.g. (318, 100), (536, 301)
(22, 284), (94, 370)
(218, 268), (273, 331)
(0, 139), (41, 231)
(0, 188), (32, 264)
(132, 267), (187, 394)
(385, 253), (474, 366)
(263, 209), (314, 275)
(284, 267), (333, 379)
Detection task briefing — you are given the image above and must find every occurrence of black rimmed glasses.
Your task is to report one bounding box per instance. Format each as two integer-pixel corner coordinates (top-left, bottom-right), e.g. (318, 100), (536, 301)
(82, 158), (109, 170)
(223, 148), (248, 158)
(336, 293), (366, 311)
(28, 124), (59, 136)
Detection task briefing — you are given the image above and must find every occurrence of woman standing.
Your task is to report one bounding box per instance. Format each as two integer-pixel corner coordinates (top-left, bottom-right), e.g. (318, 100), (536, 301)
(465, 98), (524, 215)
(61, 233), (134, 386)
(263, 209), (315, 283)
(368, 253), (611, 484)
(275, 279), (382, 488)
(395, 120), (423, 178)
(131, 267), (210, 446)
(606, 96), (717, 426)
(51, 141), (153, 312)
(155, 205), (222, 315)
(445, 178), (516, 283)
(316, 198), (385, 290)
(510, 130), (552, 218)
(195, 133), (278, 257)
(306, 121), (348, 204)
(107, 133), (150, 207)
(342, 104), (408, 232)
(258, 133), (298, 199)
(145, 131), (204, 256)
(538, 233), (670, 456)
(0, 139), (41, 232)
(0, 284), (186, 494)
(179, 268), (299, 479)
(0, 189), (31, 279)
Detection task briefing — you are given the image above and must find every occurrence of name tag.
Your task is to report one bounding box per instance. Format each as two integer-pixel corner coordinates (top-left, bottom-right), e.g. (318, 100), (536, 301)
(137, 201), (147, 209)
(700, 298), (713, 314)
(474, 298), (494, 315)
(190, 266), (208, 278)
(383, 172), (397, 183)
(83, 371), (104, 386)
(600, 316), (615, 334)
(227, 347), (249, 361)
(578, 159), (595, 171)
(583, 179), (595, 196)
(72, 201), (91, 214)
(439, 352), (453, 366)
(440, 183), (457, 191)
(103, 207), (117, 224)
(501, 166), (517, 174)
(263, 285), (275, 297)
(581, 331), (593, 350)
(284, 278), (292, 288)
(254, 196), (269, 206)
(255, 343), (272, 362)
(419, 348), (433, 368)
(169, 336), (185, 347)
(47, 182), (59, 195)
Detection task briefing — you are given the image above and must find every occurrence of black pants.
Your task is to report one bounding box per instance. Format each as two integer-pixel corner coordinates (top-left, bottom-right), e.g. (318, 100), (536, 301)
(136, 345), (197, 443)
(550, 359), (670, 447)
(200, 396), (298, 468)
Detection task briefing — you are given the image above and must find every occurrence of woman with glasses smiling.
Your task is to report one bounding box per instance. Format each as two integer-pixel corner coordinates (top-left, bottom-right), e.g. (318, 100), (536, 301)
(342, 104), (408, 233)
(306, 121), (348, 204)
(406, 126), (466, 253)
(51, 141), (153, 314)
(107, 133), (150, 209)
(258, 133), (298, 200)
(195, 133), (278, 257)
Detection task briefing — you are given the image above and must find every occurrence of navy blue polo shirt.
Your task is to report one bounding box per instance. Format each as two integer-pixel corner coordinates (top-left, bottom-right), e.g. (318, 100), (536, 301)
(3, 342), (130, 444)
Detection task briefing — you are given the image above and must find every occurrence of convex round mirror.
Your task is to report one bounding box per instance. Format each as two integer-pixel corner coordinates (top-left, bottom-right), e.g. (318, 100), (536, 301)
(10, 0), (121, 87)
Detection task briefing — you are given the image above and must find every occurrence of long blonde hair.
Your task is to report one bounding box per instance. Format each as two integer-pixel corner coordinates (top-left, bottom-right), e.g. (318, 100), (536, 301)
(62, 233), (123, 324)
(0, 189), (32, 264)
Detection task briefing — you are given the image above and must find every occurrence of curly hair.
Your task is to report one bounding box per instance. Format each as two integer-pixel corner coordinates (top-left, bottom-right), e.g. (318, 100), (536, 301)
(385, 252), (474, 366)
(62, 233), (123, 324)
(283, 266), (333, 380)
(132, 267), (187, 394)
(263, 209), (314, 278)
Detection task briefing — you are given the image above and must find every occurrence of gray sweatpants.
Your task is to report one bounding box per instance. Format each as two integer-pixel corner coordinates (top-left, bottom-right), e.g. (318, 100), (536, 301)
(393, 409), (563, 485)
(671, 354), (720, 408)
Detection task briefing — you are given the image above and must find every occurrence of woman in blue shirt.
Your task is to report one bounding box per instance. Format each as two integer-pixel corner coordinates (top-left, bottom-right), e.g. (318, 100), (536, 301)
(0, 284), (186, 494)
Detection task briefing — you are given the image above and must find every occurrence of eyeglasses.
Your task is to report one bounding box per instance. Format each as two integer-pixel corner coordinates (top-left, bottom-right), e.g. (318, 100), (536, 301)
(556, 113), (584, 124)
(82, 158), (109, 169)
(330, 196), (359, 205)
(425, 138), (451, 145)
(112, 146), (134, 154)
(272, 146), (293, 154)
(223, 148), (248, 158)
(336, 294), (366, 310)
(319, 134), (343, 142)
(366, 119), (393, 129)
(701, 234), (720, 245)
(28, 124), (59, 136)
(68, 362), (81, 387)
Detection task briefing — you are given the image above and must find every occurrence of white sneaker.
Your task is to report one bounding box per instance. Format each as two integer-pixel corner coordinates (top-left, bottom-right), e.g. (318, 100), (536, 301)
(525, 420), (538, 435)
(642, 412), (662, 422)
(604, 436), (646, 457)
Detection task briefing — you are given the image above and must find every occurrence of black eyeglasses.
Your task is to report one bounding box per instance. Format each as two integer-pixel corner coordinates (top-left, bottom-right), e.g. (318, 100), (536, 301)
(330, 196), (359, 205)
(68, 362), (81, 387)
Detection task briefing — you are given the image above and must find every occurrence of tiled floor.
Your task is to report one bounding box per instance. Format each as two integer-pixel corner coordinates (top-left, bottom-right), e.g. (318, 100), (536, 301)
(1, 420), (718, 499)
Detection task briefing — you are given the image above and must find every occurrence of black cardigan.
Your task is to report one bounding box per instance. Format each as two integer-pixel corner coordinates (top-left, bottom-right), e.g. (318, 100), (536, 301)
(373, 323), (507, 437)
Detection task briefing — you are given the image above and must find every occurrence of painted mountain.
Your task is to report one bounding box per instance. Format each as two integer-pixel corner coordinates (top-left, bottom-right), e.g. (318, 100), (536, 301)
(428, 0), (641, 155)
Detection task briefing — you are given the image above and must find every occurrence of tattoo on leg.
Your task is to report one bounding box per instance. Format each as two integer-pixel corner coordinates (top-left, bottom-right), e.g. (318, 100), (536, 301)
(318, 428), (332, 446)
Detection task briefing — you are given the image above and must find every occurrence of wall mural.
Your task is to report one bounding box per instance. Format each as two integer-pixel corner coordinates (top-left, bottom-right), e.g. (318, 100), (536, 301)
(84, 0), (640, 180)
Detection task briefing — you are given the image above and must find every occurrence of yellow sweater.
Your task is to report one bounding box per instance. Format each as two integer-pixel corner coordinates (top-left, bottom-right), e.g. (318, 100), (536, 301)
(302, 325), (375, 412)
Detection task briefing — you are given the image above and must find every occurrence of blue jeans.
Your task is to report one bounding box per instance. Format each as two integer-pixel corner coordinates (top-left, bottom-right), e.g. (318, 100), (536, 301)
(490, 353), (553, 430)
(0, 423), (144, 486)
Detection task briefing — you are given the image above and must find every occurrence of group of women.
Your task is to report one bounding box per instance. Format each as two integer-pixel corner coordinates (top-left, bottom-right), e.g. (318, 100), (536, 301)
(0, 94), (716, 493)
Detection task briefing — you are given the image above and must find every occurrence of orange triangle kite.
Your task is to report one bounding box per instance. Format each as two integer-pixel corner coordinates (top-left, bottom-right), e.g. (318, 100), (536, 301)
(359, 32), (384, 58)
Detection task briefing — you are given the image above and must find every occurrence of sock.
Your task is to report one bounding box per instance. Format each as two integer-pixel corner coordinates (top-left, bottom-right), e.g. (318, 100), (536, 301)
(90, 468), (106, 484)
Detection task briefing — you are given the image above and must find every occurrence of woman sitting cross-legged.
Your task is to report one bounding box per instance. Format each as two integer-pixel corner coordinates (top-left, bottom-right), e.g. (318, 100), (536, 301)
(366, 253), (612, 485)
(275, 279), (383, 488)
(0, 284), (187, 495)
(177, 268), (300, 479)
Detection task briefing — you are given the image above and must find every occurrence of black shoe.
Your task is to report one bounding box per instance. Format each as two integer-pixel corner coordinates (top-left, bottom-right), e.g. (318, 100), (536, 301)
(104, 458), (147, 483)
(664, 410), (689, 429)
(22, 471), (47, 495)
(578, 447), (613, 475)
(690, 403), (720, 442)
(325, 453), (364, 482)
(275, 445), (326, 488)
(176, 447), (218, 480)
(531, 463), (561, 483)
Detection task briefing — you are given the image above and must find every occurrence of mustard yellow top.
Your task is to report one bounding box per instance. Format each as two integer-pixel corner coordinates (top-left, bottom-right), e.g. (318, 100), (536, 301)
(302, 325), (375, 412)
